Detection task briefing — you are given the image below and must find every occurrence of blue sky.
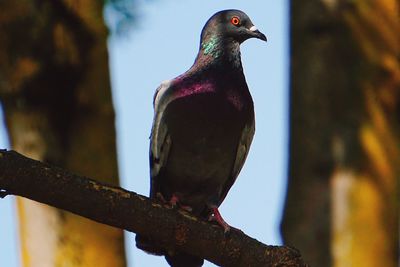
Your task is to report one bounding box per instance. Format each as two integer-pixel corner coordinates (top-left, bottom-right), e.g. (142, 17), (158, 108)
(0, 1), (288, 266)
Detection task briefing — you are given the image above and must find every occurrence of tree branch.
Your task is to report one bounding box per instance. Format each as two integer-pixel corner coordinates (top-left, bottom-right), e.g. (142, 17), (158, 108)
(0, 150), (308, 266)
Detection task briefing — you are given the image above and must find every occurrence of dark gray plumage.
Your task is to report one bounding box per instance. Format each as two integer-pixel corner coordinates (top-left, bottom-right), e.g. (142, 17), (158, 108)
(136, 9), (267, 267)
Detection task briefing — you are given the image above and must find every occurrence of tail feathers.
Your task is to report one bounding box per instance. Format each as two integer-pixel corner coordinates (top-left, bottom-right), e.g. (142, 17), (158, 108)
(136, 234), (204, 267)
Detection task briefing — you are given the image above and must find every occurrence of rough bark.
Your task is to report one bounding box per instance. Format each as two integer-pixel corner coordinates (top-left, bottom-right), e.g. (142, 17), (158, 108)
(0, 150), (309, 267)
(282, 1), (399, 267)
(0, 1), (126, 266)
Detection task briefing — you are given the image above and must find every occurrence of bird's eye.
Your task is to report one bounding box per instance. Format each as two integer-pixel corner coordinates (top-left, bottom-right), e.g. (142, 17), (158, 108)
(230, 16), (241, 26)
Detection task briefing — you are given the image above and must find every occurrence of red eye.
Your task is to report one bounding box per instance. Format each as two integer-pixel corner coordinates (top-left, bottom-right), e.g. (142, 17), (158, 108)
(230, 16), (241, 26)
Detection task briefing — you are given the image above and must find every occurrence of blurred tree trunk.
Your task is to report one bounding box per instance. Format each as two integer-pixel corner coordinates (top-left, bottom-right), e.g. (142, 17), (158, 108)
(0, 1), (126, 266)
(282, 1), (399, 267)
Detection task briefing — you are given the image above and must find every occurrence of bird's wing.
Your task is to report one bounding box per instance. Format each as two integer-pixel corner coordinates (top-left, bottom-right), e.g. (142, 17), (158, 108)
(218, 117), (255, 205)
(149, 80), (173, 198)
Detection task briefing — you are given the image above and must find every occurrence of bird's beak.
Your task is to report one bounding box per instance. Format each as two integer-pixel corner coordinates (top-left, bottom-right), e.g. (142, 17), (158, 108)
(248, 25), (267, 42)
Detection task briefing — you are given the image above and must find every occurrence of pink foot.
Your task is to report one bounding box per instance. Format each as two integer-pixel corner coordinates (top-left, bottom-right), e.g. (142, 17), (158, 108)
(171, 194), (193, 212)
(157, 193), (192, 212)
(169, 194), (179, 207)
(208, 207), (231, 233)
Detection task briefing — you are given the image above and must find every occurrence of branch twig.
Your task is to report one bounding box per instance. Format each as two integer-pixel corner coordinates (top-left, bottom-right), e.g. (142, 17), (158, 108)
(0, 150), (308, 266)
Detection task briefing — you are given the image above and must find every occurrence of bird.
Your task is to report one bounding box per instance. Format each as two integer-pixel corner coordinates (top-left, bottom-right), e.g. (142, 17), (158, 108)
(136, 9), (267, 267)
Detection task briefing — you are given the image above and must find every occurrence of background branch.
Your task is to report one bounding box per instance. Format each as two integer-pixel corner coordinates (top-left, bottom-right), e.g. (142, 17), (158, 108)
(0, 150), (308, 266)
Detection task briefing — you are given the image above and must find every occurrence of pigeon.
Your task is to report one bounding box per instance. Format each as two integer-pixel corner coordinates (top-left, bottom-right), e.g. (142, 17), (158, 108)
(136, 9), (267, 267)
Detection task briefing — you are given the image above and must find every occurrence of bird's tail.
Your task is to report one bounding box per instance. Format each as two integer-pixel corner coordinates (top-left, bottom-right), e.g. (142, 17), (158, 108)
(135, 234), (204, 267)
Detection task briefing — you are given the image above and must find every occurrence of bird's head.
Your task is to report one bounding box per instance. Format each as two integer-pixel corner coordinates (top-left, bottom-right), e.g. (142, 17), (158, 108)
(200, 9), (267, 46)
(194, 10), (267, 67)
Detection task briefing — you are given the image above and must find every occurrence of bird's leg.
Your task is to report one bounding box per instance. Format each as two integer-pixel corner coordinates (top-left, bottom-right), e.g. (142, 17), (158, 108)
(208, 207), (231, 233)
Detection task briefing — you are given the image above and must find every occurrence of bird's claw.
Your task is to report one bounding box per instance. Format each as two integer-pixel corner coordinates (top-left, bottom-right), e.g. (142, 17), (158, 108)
(157, 193), (193, 212)
(170, 194), (193, 212)
(208, 207), (231, 233)
(169, 194), (178, 208)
